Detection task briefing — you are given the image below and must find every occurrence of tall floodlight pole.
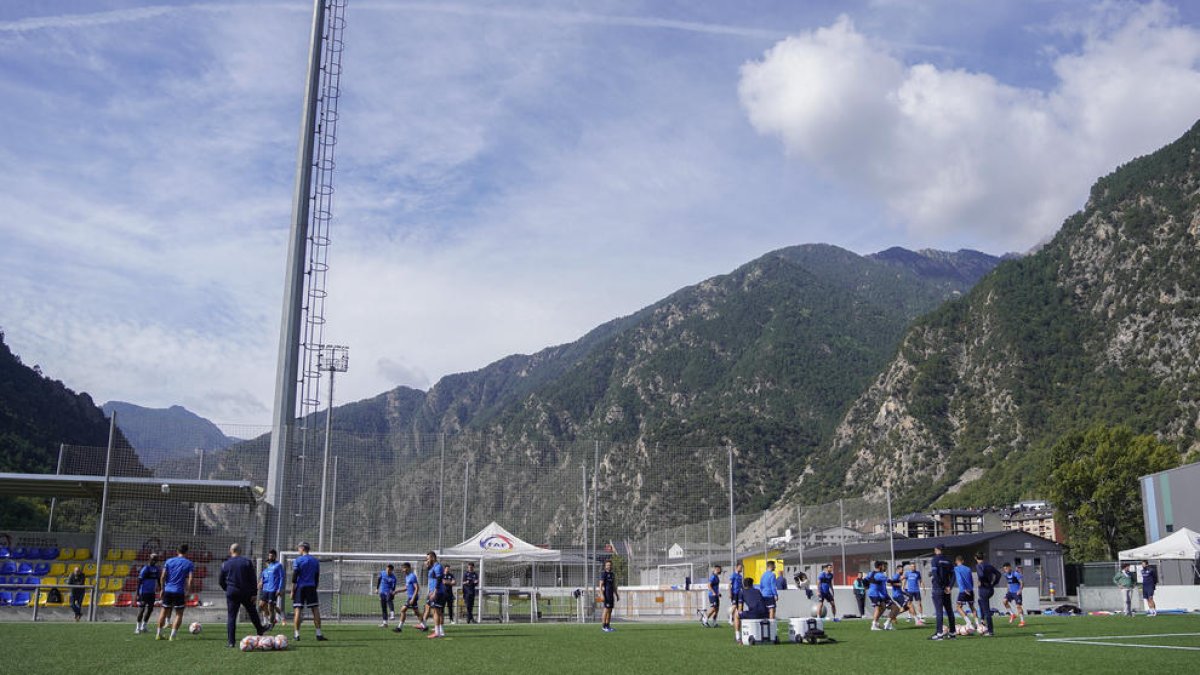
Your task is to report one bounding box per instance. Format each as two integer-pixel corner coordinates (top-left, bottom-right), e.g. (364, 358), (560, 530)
(317, 345), (349, 551)
(728, 447), (735, 569)
(266, 0), (329, 553)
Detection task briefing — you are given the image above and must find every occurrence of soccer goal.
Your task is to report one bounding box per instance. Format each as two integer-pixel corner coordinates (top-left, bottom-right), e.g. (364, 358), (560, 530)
(656, 563), (694, 589)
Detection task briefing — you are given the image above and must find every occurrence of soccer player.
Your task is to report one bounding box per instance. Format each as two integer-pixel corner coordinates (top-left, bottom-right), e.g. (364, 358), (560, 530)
(816, 563), (837, 620)
(375, 564), (398, 628)
(760, 561), (778, 620)
(134, 553), (160, 634)
(867, 560), (899, 630)
(292, 542), (328, 641)
(461, 562), (479, 624)
(395, 562), (420, 633)
(155, 543), (194, 641)
(597, 558), (618, 632)
(443, 566), (457, 624)
(258, 549), (283, 630)
(219, 543), (266, 648)
(1001, 562), (1025, 627)
(890, 564), (916, 624)
(928, 543), (956, 640)
(903, 561), (925, 624)
(732, 576), (767, 645)
(423, 551), (447, 639)
(953, 555), (978, 632)
(702, 564), (722, 627)
(727, 562), (744, 625)
(1140, 560), (1158, 616)
(974, 552), (1001, 636)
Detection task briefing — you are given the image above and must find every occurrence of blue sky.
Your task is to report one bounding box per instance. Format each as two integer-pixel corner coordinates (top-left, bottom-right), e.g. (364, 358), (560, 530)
(4, 0), (1200, 428)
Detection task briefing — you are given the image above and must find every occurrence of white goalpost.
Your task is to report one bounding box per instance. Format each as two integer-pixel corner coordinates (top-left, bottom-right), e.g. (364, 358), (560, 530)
(655, 563), (694, 589)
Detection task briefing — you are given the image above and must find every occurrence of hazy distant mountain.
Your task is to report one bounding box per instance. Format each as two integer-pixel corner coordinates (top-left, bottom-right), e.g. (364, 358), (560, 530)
(101, 401), (238, 467)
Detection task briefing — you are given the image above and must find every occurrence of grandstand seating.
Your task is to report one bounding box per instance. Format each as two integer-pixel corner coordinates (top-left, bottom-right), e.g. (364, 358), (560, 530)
(33, 563), (51, 576)
(57, 548), (74, 560)
(83, 563), (97, 576)
(0, 547), (10, 558)
(0, 592), (11, 606)
(13, 592), (30, 607)
(73, 549), (90, 561)
(115, 593), (133, 607)
(49, 563), (66, 576)
(17, 563), (33, 575)
(0, 562), (14, 575)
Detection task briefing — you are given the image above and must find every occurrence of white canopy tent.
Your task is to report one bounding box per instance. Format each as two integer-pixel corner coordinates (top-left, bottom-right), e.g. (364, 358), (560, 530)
(441, 522), (562, 623)
(1119, 528), (1200, 561)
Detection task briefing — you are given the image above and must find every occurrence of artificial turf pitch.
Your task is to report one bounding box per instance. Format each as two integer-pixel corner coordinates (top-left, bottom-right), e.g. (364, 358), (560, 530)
(4, 614), (1198, 674)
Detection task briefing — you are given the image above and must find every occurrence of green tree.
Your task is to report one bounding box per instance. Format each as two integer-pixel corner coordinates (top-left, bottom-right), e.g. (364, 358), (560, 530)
(1045, 423), (1179, 561)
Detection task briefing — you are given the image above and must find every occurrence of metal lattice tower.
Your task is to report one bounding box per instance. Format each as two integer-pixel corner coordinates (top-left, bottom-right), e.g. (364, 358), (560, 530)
(266, 0), (348, 552)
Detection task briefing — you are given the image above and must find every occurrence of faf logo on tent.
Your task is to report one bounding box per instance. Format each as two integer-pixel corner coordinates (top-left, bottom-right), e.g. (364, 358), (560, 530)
(479, 534), (515, 551)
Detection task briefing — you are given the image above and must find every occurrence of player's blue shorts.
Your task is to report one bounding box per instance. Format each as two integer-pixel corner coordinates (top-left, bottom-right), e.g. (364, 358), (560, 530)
(818, 588), (834, 602)
(762, 596), (776, 610)
(1143, 585), (1156, 599)
(957, 591), (975, 603)
(891, 594), (907, 606)
(868, 594), (890, 607)
(1004, 591), (1022, 605)
(708, 593), (720, 608)
(261, 590), (278, 604)
(906, 590), (922, 603)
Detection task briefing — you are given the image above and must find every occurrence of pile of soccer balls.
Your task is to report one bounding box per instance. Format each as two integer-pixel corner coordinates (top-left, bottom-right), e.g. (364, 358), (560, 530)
(239, 634), (290, 652)
(955, 624), (981, 636)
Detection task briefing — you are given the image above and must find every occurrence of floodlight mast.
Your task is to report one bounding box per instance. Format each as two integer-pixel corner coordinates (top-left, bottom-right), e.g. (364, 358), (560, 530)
(317, 344), (349, 551)
(266, 0), (347, 554)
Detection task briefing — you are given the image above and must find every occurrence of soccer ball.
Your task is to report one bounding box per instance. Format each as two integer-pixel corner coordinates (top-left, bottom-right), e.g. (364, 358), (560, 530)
(188, 622), (201, 634)
(256, 635), (275, 651)
(273, 634), (289, 651)
(956, 624), (972, 636)
(812, 604), (827, 618)
(239, 635), (259, 652)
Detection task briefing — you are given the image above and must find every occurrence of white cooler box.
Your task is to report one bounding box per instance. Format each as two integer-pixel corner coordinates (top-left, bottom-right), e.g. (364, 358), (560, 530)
(739, 618), (778, 645)
(788, 617), (827, 644)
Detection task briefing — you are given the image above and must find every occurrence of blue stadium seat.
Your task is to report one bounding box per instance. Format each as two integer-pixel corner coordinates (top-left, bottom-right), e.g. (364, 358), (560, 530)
(11, 548), (27, 560)
(0, 591), (11, 605)
(16, 563), (33, 576)
(25, 577), (41, 587)
(0, 562), (15, 575)
(32, 563), (50, 576)
(43, 548), (60, 560)
(0, 547), (10, 558)
(0, 576), (8, 587)
(13, 591), (30, 607)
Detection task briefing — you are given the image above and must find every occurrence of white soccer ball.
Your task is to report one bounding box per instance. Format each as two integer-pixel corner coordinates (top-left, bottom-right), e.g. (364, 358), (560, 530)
(188, 622), (201, 634)
(956, 624), (971, 636)
(161, 483), (170, 494)
(256, 635), (275, 651)
(273, 634), (289, 651)
(240, 635), (259, 652)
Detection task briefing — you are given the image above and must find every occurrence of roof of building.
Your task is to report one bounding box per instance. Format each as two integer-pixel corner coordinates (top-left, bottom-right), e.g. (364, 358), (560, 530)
(781, 529), (1060, 564)
(0, 472), (258, 504)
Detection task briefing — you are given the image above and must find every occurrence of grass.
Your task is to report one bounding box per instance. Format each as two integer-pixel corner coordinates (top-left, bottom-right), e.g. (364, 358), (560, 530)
(3, 614), (1199, 674)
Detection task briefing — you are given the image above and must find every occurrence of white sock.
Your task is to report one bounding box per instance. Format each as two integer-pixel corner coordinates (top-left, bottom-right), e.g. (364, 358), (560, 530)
(316, 628), (323, 636)
(170, 628), (177, 638)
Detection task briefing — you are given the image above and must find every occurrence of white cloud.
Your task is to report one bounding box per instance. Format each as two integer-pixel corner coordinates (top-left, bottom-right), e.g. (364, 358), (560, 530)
(738, 4), (1200, 249)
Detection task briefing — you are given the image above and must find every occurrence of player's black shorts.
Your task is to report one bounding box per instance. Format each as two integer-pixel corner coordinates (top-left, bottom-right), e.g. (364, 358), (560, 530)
(739, 610), (767, 620)
(906, 590), (922, 604)
(818, 589), (834, 602)
(957, 591), (975, 604)
(294, 586), (320, 608)
(729, 592), (741, 606)
(762, 596), (776, 610)
(1143, 585), (1156, 599)
(891, 595), (907, 607)
(869, 595), (890, 607)
(404, 594), (419, 610)
(708, 593), (720, 609)
(161, 592), (186, 609)
(137, 592), (156, 607)
(427, 591), (445, 609)
(1004, 591), (1022, 605)
(261, 590), (278, 604)
(602, 591), (615, 609)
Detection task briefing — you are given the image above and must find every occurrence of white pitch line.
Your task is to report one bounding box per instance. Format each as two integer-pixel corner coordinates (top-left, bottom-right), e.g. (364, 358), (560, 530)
(1038, 632), (1200, 652)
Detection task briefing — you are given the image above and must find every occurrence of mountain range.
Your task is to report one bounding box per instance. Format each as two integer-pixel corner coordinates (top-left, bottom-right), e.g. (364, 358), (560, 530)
(101, 401), (240, 467)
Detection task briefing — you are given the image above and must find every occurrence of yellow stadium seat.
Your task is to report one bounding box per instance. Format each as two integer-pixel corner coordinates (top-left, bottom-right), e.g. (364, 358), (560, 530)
(120, 550), (136, 562)
(74, 548), (91, 561)
(49, 563), (66, 576)
(58, 548), (74, 560)
(99, 593), (117, 607)
(83, 563), (97, 575)
(105, 549), (121, 561)
(81, 594), (91, 607)
(114, 564), (130, 577)
(105, 578), (122, 591)
(38, 593), (64, 607)
(40, 577), (58, 586)
(100, 564), (114, 577)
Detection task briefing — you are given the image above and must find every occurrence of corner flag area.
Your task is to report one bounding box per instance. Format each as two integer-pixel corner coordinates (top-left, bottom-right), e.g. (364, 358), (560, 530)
(4, 615), (1197, 674)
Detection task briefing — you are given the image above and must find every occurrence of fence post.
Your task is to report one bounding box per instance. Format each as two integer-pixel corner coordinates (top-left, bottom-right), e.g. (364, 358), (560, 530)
(47, 444), (64, 532)
(89, 412), (117, 622)
(438, 433), (446, 553)
(727, 446), (735, 569)
(886, 487), (895, 570)
(839, 498), (847, 584)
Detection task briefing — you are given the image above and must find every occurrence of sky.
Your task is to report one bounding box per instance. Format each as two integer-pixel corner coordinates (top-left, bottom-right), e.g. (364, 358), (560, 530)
(4, 0), (1200, 429)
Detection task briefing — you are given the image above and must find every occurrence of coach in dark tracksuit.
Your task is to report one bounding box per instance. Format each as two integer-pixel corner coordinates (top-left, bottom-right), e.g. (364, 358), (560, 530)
(219, 543), (266, 647)
(974, 552), (1002, 636)
(929, 544), (956, 639)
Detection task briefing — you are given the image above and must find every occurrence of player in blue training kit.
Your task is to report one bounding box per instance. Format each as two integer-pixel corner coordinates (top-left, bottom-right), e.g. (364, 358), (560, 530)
(891, 564), (917, 624)
(375, 564), (398, 627)
(702, 565), (722, 627)
(867, 560), (900, 630)
(817, 563), (838, 620)
(1001, 562), (1025, 627)
(422, 551), (447, 638)
(156, 544), (194, 641)
(727, 563), (744, 625)
(974, 552), (1002, 636)
(953, 555), (979, 632)
(760, 561), (778, 619)
(292, 542), (328, 641)
(903, 561), (925, 624)
(395, 562), (420, 633)
(598, 559), (619, 631)
(258, 549), (284, 630)
(1140, 561), (1159, 616)
(928, 543), (956, 639)
(134, 553), (160, 634)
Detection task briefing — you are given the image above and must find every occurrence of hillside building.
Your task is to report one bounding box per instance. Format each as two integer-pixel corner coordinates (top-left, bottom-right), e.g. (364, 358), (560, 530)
(1140, 460), (1200, 543)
